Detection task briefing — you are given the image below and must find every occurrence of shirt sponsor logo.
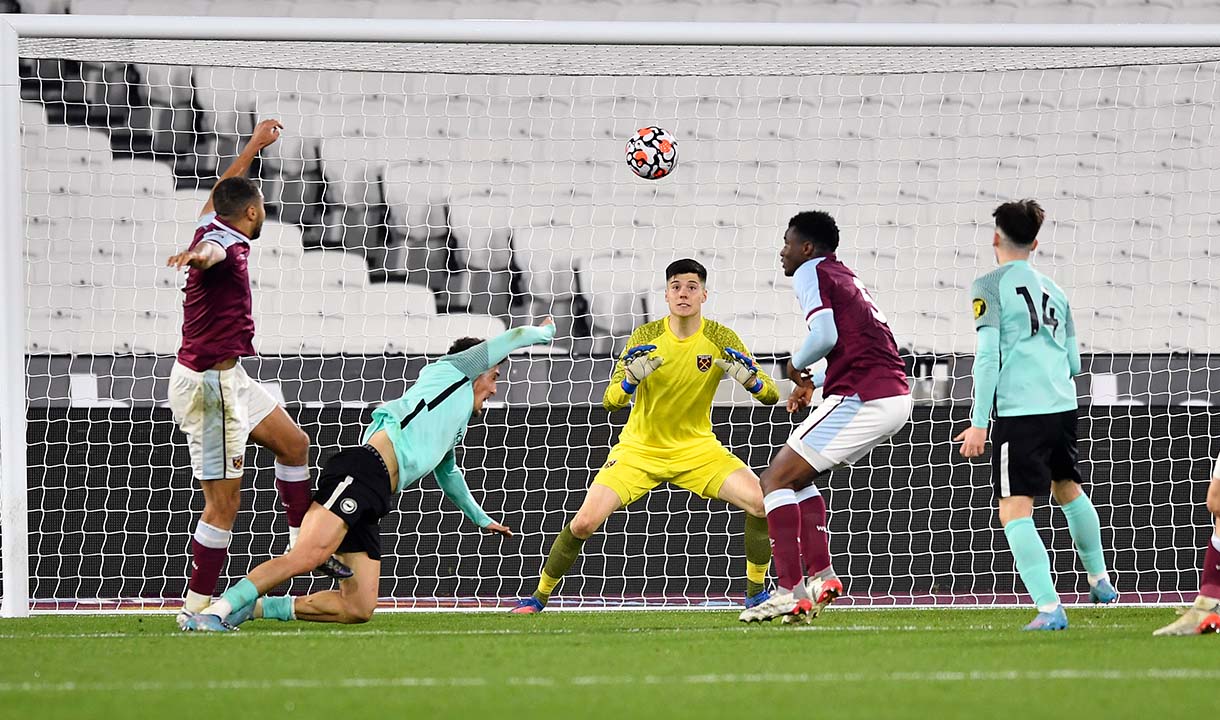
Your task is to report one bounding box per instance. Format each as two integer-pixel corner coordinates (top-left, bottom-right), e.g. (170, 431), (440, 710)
(973, 297), (988, 320)
(696, 354), (713, 372)
(340, 498), (358, 515)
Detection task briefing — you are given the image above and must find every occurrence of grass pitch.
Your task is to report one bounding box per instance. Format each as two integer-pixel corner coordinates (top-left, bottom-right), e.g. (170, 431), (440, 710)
(0, 608), (1214, 720)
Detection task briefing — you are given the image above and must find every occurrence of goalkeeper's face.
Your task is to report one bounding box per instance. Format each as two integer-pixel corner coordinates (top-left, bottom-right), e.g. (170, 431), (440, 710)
(665, 273), (707, 319)
(471, 365), (502, 415)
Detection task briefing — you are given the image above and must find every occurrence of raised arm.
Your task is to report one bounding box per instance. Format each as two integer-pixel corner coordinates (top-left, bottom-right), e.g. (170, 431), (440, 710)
(441, 318), (556, 380)
(433, 450), (511, 536)
(200, 118), (283, 218)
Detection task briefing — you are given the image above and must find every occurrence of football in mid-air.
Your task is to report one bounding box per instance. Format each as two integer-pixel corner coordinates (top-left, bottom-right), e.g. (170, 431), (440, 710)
(625, 126), (678, 180)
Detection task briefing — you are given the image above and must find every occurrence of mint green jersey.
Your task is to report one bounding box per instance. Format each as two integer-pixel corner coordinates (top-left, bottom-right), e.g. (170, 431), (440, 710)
(969, 260), (1080, 427)
(359, 324), (556, 527)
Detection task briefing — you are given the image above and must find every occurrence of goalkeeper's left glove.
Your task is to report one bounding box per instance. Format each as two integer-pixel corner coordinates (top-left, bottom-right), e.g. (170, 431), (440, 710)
(715, 348), (764, 394)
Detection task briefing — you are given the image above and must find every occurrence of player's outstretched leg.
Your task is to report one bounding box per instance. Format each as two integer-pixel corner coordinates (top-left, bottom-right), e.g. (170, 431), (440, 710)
(1052, 480), (1117, 604)
(513, 485), (622, 613)
(184, 503), (347, 632)
(248, 407), (350, 579)
(1155, 474), (1220, 636)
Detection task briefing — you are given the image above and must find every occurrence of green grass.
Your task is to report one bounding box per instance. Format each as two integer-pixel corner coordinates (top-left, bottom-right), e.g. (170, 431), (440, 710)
(0, 608), (1214, 720)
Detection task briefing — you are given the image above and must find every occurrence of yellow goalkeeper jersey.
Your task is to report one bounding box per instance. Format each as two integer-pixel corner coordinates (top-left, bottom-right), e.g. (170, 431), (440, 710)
(603, 316), (779, 458)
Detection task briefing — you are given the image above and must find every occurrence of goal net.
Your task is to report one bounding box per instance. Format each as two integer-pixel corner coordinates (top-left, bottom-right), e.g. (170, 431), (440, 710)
(7, 25), (1220, 611)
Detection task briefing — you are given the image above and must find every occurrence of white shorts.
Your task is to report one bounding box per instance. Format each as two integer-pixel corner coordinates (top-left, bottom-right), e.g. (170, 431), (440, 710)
(787, 393), (913, 473)
(168, 361), (279, 481)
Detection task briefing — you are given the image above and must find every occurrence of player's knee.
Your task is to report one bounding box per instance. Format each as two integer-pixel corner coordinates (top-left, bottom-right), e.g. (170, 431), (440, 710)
(280, 428), (310, 466)
(345, 599), (375, 624)
(203, 489), (241, 523)
(569, 513), (601, 540)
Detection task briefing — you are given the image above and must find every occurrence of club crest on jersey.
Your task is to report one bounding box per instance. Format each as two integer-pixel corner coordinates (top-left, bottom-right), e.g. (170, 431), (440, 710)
(973, 297), (988, 320)
(230, 455), (243, 472)
(696, 355), (713, 372)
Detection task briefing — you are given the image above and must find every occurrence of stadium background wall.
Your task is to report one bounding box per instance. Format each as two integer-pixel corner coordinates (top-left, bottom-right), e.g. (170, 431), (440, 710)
(14, 401), (1219, 603)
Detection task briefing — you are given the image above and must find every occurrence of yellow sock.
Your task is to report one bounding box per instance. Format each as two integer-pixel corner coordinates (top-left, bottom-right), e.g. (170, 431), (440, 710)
(537, 571), (561, 598)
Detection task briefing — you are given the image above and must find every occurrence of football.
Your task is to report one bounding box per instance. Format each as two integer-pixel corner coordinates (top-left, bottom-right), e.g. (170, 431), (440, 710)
(625, 126), (678, 180)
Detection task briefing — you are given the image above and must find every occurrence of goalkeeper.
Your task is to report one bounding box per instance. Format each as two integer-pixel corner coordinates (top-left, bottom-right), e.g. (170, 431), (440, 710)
(181, 320), (555, 630)
(513, 259), (779, 613)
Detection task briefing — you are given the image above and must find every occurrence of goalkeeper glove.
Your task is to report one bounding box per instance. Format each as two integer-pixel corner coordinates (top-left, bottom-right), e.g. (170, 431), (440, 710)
(620, 344), (663, 393)
(715, 347), (764, 394)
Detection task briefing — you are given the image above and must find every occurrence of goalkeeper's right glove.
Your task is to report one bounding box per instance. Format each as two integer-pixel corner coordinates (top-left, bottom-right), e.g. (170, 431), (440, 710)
(620, 344), (663, 394)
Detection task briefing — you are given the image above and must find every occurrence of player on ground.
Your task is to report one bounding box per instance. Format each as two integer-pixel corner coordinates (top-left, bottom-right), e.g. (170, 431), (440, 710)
(955, 200), (1118, 631)
(166, 119), (345, 629)
(1153, 465), (1220, 635)
(739, 211), (912, 623)
(512, 259), (778, 613)
(181, 321), (556, 630)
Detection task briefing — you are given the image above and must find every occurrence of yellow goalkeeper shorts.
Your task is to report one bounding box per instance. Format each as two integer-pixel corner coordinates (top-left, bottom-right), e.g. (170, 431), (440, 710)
(592, 442), (748, 507)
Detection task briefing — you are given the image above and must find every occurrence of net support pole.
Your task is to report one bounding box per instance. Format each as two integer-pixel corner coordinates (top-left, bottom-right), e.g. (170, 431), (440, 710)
(0, 19), (29, 619)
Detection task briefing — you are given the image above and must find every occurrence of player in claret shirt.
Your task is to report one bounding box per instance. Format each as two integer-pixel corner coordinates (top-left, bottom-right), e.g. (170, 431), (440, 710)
(182, 321), (556, 631)
(956, 199), (1117, 631)
(165, 119), (345, 630)
(740, 211), (912, 623)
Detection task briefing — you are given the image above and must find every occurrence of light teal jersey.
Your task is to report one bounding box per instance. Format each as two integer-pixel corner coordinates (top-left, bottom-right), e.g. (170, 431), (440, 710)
(363, 360), (474, 492)
(360, 324), (556, 527)
(970, 260), (1080, 427)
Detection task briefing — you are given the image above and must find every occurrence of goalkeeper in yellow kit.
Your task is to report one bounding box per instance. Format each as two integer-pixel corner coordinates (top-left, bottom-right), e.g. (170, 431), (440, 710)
(513, 258), (780, 612)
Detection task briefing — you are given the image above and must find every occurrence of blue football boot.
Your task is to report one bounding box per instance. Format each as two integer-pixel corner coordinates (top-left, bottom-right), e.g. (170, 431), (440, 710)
(1023, 605), (1069, 631)
(1090, 578), (1119, 605)
(180, 613), (236, 633)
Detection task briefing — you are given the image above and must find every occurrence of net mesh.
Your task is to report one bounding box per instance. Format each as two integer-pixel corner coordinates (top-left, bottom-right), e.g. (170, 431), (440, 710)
(12, 37), (1220, 610)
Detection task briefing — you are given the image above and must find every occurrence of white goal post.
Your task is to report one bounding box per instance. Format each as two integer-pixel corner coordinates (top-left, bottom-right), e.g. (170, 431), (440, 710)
(4, 16), (1220, 617)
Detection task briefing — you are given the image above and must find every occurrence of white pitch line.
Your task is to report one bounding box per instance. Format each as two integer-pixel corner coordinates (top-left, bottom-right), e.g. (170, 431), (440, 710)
(2, 669), (1218, 694)
(0, 622), (1151, 640)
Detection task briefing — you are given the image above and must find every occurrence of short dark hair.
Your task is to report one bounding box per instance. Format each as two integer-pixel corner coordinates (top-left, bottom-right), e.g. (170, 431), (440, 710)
(665, 258), (707, 283)
(788, 211), (839, 253)
(446, 337), (483, 356)
(212, 177), (262, 218)
(993, 199), (1044, 247)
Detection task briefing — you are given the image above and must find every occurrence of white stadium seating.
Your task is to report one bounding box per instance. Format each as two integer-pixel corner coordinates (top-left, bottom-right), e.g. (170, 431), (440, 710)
(18, 0), (1220, 356)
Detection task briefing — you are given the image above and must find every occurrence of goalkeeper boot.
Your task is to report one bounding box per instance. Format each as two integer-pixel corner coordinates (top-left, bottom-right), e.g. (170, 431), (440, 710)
(1089, 578), (1119, 605)
(744, 589), (771, 609)
(315, 555), (354, 580)
(180, 613), (236, 633)
(738, 588), (812, 623)
(510, 597), (545, 614)
(1152, 596), (1220, 636)
(1023, 605), (1068, 631)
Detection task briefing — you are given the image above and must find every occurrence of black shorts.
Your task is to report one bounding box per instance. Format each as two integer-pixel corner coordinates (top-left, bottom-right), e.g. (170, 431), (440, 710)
(313, 445), (393, 560)
(991, 409), (1082, 498)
